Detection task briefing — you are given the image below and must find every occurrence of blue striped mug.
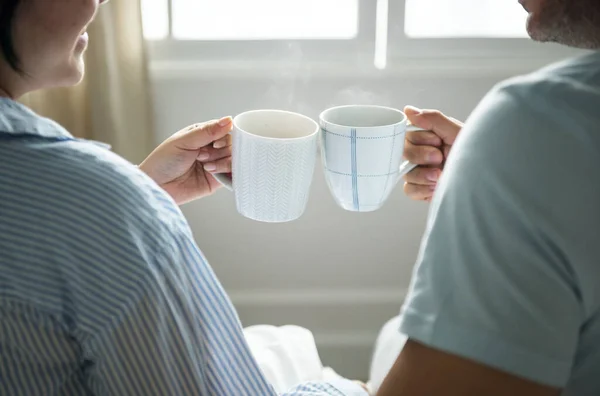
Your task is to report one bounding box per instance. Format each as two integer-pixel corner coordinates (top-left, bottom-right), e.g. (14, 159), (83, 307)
(319, 105), (426, 212)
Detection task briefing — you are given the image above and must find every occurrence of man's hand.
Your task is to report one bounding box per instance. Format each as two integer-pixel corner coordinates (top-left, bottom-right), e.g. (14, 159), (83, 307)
(139, 117), (233, 205)
(403, 106), (463, 201)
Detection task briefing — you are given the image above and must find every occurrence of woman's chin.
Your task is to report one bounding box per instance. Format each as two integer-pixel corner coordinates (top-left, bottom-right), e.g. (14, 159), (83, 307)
(67, 58), (86, 85)
(50, 61), (86, 89)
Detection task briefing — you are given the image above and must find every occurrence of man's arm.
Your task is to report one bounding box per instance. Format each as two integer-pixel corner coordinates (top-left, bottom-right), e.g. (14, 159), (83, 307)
(377, 340), (559, 396)
(378, 78), (592, 394)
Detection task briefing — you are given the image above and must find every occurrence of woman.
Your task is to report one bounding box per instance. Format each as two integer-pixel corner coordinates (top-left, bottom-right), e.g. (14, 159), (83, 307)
(0, 0), (370, 395)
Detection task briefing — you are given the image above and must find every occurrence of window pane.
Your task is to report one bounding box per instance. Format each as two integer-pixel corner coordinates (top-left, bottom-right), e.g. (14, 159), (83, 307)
(172, 0), (359, 40)
(141, 0), (169, 40)
(405, 0), (528, 38)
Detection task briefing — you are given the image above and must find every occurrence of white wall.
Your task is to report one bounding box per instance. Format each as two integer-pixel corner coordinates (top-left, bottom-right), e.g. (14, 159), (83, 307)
(149, 61), (553, 380)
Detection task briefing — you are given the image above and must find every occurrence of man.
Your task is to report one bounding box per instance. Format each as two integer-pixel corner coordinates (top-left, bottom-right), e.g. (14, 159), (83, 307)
(377, 0), (600, 395)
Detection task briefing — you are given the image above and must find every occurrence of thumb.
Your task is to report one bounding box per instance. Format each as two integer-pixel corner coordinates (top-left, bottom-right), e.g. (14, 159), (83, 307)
(404, 105), (462, 145)
(404, 105), (426, 127)
(176, 116), (233, 150)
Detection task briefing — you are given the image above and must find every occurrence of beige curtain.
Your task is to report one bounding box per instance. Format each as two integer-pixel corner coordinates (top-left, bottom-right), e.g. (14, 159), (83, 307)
(20, 1), (154, 165)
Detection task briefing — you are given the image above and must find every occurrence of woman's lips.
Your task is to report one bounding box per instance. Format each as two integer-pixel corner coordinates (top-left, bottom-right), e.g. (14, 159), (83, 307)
(75, 32), (89, 51)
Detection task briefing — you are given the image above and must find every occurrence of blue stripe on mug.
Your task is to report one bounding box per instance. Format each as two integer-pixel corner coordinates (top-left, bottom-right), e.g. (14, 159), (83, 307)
(351, 128), (359, 211)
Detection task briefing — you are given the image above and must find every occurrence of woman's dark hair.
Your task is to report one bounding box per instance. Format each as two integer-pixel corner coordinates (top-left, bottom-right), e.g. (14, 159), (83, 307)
(0, 0), (22, 72)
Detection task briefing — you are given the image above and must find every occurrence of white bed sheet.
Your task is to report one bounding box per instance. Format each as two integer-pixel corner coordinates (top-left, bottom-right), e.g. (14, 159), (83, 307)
(243, 325), (346, 393)
(243, 316), (406, 394)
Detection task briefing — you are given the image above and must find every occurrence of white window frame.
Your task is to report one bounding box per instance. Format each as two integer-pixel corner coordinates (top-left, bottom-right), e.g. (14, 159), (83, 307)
(145, 0), (587, 78)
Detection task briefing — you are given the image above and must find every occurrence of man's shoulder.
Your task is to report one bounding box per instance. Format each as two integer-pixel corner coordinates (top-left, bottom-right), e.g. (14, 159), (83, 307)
(459, 52), (600, 158)
(448, 52), (600, 199)
(491, 52), (600, 120)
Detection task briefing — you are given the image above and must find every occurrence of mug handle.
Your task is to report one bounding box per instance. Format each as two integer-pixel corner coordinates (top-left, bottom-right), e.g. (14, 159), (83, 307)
(398, 125), (430, 179)
(212, 172), (233, 191)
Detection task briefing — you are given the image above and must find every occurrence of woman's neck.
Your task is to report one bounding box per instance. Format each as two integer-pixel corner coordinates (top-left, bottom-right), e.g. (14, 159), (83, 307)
(0, 86), (12, 98)
(0, 64), (25, 99)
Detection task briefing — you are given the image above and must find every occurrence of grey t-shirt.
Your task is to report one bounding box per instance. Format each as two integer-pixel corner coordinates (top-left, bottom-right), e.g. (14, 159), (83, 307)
(399, 51), (600, 395)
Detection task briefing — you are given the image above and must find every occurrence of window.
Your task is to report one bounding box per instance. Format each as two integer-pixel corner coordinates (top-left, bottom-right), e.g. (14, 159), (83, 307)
(142, 0), (578, 72)
(141, 0), (169, 40)
(172, 0), (357, 40)
(142, 0), (375, 67)
(386, 0), (576, 68)
(143, 0), (358, 41)
(405, 0), (528, 38)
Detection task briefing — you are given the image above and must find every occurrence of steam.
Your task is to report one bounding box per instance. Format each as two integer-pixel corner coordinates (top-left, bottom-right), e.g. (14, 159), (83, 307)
(264, 42), (312, 114)
(264, 42), (393, 117)
(329, 86), (392, 108)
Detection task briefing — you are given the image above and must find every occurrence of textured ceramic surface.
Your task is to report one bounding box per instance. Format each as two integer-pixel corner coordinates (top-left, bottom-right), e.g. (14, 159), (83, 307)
(214, 110), (318, 223)
(232, 127), (317, 222)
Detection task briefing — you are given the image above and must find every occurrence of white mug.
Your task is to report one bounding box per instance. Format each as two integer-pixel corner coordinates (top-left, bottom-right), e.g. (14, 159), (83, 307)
(319, 105), (425, 212)
(213, 109), (319, 223)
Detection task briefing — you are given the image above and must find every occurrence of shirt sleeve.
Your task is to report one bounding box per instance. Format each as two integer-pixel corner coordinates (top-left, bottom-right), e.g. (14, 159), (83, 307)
(73, 160), (366, 396)
(398, 78), (591, 388)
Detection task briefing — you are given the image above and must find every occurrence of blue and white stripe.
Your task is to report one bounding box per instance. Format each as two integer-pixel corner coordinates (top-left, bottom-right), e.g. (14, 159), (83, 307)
(0, 98), (366, 396)
(377, 124), (398, 206)
(350, 128), (360, 211)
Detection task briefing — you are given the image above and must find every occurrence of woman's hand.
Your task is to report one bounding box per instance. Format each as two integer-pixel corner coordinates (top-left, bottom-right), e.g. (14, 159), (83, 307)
(139, 117), (233, 205)
(403, 106), (463, 201)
